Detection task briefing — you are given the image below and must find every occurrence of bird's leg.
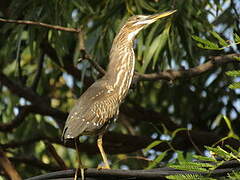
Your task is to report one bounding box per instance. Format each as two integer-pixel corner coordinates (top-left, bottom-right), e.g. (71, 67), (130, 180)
(97, 134), (110, 169)
(74, 138), (85, 180)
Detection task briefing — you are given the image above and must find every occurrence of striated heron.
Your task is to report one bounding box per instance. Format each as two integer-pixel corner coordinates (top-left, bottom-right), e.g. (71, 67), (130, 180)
(62, 10), (176, 180)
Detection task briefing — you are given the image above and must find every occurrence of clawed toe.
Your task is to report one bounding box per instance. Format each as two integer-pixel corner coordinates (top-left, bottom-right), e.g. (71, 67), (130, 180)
(97, 164), (111, 170)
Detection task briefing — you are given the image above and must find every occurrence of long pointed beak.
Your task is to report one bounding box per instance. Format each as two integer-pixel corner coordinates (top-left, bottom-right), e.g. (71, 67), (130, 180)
(148, 10), (177, 21)
(134, 10), (176, 26)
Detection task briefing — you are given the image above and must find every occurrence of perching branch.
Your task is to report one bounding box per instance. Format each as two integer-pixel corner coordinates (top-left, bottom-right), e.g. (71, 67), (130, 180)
(0, 18), (80, 33)
(25, 160), (240, 180)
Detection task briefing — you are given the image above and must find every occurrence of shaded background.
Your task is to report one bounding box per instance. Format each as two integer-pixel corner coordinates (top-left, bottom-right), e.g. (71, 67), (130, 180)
(0, 0), (240, 179)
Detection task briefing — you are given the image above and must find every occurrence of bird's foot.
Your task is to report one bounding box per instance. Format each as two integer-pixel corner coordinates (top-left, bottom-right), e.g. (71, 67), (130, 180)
(74, 167), (86, 180)
(97, 164), (111, 170)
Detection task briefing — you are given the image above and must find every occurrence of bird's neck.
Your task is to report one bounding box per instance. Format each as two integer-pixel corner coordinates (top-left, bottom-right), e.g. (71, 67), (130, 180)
(104, 29), (135, 101)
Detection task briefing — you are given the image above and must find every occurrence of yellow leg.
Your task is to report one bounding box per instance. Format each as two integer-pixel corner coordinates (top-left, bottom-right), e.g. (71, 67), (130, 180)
(97, 135), (110, 169)
(74, 138), (85, 180)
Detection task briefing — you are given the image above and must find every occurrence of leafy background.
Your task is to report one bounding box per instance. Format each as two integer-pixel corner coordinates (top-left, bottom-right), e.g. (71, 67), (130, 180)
(0, 0), (240, 179)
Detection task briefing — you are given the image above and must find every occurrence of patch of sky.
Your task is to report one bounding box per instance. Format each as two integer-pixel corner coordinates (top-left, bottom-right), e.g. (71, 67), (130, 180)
(199, 56), (206, 64)
(151, 133), (158, 139)
(120, 165), (129, 170)
(221, 107), (227, 115)
(19, 97), (31, 105)
(147, 149), (157, 161)
(204, 149), (211, 157)
(63, 72), (74, 88)
(180, 60), (189, 69)
(160, 134), (171, 141)
(79, 135), (88, 142)
(221, 95), (228, 105)
(207, 0), (230, 23)
(13, 107), (19, 116)
(204, 69), (221, 87)
(187, 123), (192, 130)
(230, 109), (238, 119)
(71, 9), (79, 22)
(45, 116), (59, 129)
(168, 105), (174, 114)
(201, 90), (207, 98)
(189, 85), (196, 92)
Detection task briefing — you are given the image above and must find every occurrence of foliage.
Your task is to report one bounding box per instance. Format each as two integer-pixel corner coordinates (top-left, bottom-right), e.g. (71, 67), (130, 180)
(0, 0), (240, 179)
(165, 144), (240, 179)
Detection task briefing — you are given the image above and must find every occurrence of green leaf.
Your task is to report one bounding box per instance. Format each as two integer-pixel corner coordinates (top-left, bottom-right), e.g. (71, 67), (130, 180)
(225, 145), (239, 155)
(222, 115), (233, 132)
(143, 140), (163, 153)
(192, 35), (210, 44)
(211, 31), (228, 47)
(193, 155), (217, 162)
(141, 23), (171, 72)
(146, 151), (167, 169)
(226, 70), (240, 77)
(205, 146), (231, 160)
(234, 33), (240, 43)
(137, 33), (144, 61)
(138, 0), (157, 12)
(233, 56), (240, 61)
(152, 27), (169, 68)
(229, 82), (240, 89)
(169, 162), (213, 172)
(192, 35), (220, 50)
(172, 128), (188, 139)
(177, 151), (186, 163)
(166, 174), (215, 180)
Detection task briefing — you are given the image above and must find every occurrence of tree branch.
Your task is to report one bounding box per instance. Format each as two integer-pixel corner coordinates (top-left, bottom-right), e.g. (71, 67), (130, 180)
(25, 160), (240, 180)
(134, 53), (240, 82)
(0, 72), (66, 128)
(44, 141), (67, 170)
(78, 50), (106, 76)
(40, 40), (94, 87)
(0, 18), (80, 33)
(0, 106), (30, 132)
(74, 53), (240, 84)
(1, 131), (240, 155)
(31, 53), (44, 92)
(0, 72), (48, 105)
(9, 156), (60, 172)
(0, 149), (22, 180)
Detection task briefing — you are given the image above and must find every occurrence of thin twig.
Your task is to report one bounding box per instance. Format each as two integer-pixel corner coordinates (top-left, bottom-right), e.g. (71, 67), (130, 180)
(0, 18), (80, 33)
(31, 53), (44, 91)
(0, 149), (22, 180)
(0, 106), (30, 132)
(78, 50), (106, 76)
(44, 141), (67, 170)
(187, 130), (203, 155)
(9, 156), (60, 172)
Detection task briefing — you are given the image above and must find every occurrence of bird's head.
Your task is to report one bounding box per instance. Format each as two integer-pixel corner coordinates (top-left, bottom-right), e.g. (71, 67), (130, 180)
(124, 10), (176, 41)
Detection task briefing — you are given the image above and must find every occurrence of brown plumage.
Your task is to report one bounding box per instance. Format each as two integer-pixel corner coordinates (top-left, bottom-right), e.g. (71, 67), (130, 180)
(62, 10), (176, 178)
